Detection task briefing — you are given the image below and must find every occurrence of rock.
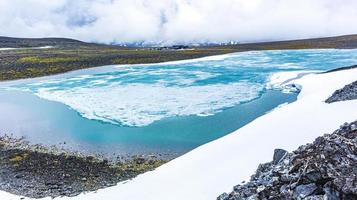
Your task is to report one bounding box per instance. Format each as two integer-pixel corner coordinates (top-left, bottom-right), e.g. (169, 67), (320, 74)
(305, 171), (323, 182)
(217, 193), (229, 200)
(323, 182), (340, 200)
(256, 185), (266, 192)
(45, 181), (53, 186)
(293, 183), (318, 199)
(272, 149), (288, 164)
(14, 174), (23, 179)
(246, 194), (258, 199)
(326, 80), (357, 103)
(217, 121), (357, 200)
(0, 134), (167, 199)
(304, 195), (324, 200)
(351, 124), (357, 131)
(50, 184), (59, 189)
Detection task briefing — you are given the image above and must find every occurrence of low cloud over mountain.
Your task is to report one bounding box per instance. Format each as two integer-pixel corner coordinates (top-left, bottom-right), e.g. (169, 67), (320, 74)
(1, 0), (357, 44)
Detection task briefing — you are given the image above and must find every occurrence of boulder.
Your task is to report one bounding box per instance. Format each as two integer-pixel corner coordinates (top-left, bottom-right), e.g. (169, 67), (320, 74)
(272, 149), (288, 165)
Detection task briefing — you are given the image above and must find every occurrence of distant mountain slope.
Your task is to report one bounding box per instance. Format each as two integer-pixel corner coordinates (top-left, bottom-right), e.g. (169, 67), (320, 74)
(1, 34), (357, 49)
(216, 34), (357, 50)
(0, 36), (92, 48)
(1, 34), (357, 81)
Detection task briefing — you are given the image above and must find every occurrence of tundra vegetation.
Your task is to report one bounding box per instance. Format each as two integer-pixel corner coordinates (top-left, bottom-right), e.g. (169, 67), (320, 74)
(1, 34), (357, 81)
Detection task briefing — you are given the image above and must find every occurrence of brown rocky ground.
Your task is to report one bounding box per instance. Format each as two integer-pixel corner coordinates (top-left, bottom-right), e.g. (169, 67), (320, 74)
(0, 135), (166, 198)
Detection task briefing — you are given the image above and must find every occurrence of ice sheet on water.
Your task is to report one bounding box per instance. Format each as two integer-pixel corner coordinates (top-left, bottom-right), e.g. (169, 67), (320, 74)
(3, 49), (357, 127)
(35, 82), (263, 127)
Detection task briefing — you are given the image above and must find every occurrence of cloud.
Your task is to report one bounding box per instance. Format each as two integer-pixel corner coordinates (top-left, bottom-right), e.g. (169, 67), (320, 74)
(0, 0), (356, 44)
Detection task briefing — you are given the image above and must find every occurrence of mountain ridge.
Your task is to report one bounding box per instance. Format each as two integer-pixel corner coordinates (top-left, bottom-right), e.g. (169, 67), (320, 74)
(1, 34), (357, 48)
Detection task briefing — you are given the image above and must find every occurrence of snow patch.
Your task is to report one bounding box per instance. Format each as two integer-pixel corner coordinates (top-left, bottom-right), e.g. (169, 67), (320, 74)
(266, 71), (319, 93)
(0, 46), (54, 51)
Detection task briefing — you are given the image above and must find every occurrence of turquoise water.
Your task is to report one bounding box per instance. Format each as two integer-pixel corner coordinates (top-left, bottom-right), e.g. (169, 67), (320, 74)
(1, 49), (357, 158)
(0, 90), (295, 158)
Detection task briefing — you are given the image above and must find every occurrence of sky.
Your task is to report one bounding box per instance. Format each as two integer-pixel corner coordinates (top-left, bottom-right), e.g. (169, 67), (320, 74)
(0, 0), (357, 45)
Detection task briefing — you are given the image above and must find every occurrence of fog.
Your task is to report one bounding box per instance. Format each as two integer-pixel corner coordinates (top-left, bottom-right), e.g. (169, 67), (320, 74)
(0, 0), (356, 44)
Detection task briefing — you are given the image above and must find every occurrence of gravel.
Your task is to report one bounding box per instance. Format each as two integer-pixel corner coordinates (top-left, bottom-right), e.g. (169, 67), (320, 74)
(0, 136), (166, 198)
(326, 80), (357, 103)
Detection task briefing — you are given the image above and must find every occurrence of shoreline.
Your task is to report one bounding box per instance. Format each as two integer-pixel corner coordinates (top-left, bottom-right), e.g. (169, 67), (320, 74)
(0, 86), (297, 161)
(0, 48), (355, 86)
(48, 66), (356, 200)
(0, 80), (299, 199)
(0, 51), (234, 85)
(0, 135), (167, 198)
(0, 60), (356, 199)
(1, 34), (357, 81)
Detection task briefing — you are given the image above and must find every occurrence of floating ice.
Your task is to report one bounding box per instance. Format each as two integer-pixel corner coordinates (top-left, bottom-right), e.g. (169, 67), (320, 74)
(35, 82), (263, 126)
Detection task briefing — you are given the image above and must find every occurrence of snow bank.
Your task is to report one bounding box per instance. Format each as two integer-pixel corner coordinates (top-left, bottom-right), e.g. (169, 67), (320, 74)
(266, 70), (319, 93)
(115, 52), (232, 67)
(0, 46), (53, 51)
(1, 68), (357, 200)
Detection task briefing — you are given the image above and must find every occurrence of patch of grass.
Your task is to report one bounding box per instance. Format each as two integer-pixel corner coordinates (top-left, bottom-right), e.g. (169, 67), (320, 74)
(115, 157), (166, 174)
(9, 153), (28, 162)
(18, 56), (80, 63)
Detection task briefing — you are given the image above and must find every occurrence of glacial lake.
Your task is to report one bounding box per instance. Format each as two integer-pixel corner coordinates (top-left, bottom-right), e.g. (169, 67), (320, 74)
(1, 49), (357, 159)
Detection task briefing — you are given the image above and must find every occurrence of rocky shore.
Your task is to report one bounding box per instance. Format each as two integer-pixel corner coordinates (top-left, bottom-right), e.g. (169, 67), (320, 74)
(217, 120), (357, 200)
(0, 135), (166, 198)
(326, 80), (357, 103)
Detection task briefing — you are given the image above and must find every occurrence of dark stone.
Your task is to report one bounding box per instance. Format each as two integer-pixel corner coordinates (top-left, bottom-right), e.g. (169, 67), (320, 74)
(293, 183), (318, 199)
(217, 120), (357, 200)
(14, 174), (23, 179)
(326, 80), (357, 103)
(217, 193), (229, 200)
(0, 134), (166, 199)
(305, 171), (324, 183)
(304, 195), (324, 200)
(272, 149), (288, 164)
(323, 182), (340, 200)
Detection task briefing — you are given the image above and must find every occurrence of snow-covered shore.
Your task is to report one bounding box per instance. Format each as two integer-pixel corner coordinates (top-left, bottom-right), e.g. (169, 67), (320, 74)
(0, 46), (53, 51)
(1, 68), (357, 200)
